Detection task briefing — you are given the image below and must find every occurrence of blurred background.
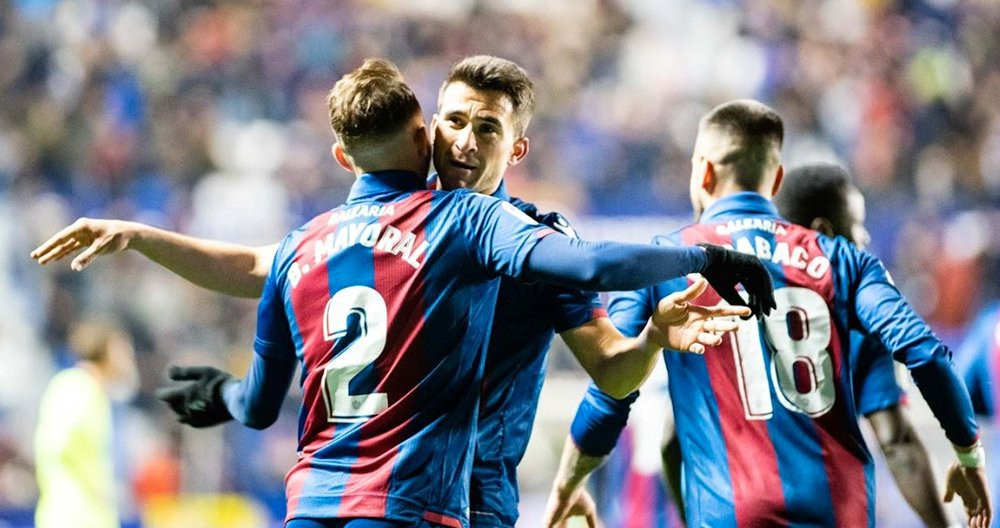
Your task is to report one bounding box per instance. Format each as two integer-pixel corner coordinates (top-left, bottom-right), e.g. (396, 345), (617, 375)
(1, 0), (1000, 526)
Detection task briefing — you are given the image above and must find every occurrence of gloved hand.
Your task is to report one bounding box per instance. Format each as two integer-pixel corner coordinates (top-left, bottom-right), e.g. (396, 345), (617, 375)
(697, 243), (776, 319)
(155, 365), (235, 428)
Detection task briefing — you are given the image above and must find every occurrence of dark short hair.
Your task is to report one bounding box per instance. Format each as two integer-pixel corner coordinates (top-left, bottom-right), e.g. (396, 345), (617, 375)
(699, 100), (784, 190)
(441, 55), (535, 135)
(774, 163), (852, 229)
(326, 58), (422, 150)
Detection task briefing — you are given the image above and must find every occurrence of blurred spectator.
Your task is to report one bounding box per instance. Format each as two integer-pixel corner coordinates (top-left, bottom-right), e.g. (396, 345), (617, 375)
(34, 319), (138, 528)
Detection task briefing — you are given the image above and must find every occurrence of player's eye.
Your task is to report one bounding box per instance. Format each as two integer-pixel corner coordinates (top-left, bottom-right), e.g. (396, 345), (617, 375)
(447, 115), (465, 128)
(478, 123), (499, 136)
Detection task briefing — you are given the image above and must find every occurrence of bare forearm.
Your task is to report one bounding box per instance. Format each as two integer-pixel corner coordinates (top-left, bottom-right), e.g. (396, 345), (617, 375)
(562, 318), (662, 399)
(131, 225), (275, 298)
(881, 435), (953, 526)
(552, 436), (607, 499)
(869, 409), (953, 527)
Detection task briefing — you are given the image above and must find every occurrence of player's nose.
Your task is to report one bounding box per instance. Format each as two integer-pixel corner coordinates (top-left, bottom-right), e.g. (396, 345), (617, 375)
(455, 125), (477, 153)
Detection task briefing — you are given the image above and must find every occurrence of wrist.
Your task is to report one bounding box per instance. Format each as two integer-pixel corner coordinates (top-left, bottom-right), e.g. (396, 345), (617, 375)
(953, 440), (986, 468)
(124, 221), (149, 253)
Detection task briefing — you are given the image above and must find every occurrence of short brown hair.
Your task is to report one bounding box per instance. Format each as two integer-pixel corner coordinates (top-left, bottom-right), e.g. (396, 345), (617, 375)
(441, 55), (535, 136)
(699, 99), (784, 190)
(326, 58), (422, 150)
(69, 320), (119, 363)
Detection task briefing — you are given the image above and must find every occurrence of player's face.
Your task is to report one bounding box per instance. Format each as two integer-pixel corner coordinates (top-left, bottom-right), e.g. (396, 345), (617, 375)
(432, 82), (528, 194)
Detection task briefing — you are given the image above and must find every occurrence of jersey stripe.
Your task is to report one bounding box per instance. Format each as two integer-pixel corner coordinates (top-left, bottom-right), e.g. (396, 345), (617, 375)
(338, 193), (433, 516)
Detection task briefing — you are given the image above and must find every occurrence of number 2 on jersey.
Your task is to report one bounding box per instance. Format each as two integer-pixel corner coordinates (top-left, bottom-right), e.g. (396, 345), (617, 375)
(732, 286), (836, 420)
(320, 286), (389, 423)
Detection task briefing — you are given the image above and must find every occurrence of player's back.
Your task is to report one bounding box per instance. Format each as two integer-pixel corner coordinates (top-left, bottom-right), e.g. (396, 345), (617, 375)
(264, 171), (551, 526)
(628, 197), (876, 527)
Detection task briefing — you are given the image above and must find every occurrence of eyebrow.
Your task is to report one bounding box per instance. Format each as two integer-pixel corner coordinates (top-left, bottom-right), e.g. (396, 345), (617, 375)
(443, 110), (505, 130)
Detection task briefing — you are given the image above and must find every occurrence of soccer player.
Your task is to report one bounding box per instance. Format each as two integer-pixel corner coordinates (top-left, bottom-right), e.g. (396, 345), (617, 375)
(152, 59), (774, 528)
(35, 320), (138, 528)
(544, 100), (992, 528)
(31, 56), (767, 527)
(775, 163), (952, 526)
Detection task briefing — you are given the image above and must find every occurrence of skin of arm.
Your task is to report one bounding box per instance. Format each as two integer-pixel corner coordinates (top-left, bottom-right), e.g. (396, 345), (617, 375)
(543, 436), (609, 528)
(867, 406), (954, 527)
(32, 218), (275, 298)
(560, 278), (748, 399)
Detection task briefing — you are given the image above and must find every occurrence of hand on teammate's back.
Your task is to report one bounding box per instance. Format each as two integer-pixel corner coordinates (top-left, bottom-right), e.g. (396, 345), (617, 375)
(647, 277), (751, 354)
(30, 218), (138, 271)
(697, 243), (776, 319)
(155, 366), (235, 428)
(944, 462), (993, 528)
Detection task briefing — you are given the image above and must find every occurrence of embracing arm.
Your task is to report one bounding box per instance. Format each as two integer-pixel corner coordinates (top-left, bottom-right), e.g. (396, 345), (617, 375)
(32, 218), (275, 298)
(524, 235), (773, 318)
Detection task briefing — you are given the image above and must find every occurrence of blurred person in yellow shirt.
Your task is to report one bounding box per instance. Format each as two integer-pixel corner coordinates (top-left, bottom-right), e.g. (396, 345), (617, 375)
(34, 320), (138, 528)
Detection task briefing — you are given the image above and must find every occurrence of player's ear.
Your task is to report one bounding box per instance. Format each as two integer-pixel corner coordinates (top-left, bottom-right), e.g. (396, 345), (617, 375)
(508, 136), (529, 167)
(332, 144), (354, 174)
(770, 164), (784, 196)
(810, 217), (836, 238)
(701, 159), (716, 193)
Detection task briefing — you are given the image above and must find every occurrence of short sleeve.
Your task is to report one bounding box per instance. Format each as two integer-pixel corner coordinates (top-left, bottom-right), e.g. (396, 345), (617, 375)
(458, 192), (556, 279)
(608, 288), (655, 338)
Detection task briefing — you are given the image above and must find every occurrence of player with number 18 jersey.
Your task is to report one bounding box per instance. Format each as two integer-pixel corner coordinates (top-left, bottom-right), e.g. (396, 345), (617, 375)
(579, 192), (977, 528)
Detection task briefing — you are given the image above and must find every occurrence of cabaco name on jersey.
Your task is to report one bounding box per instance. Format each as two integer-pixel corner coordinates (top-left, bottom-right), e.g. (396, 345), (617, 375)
(724, 235), (831, 280)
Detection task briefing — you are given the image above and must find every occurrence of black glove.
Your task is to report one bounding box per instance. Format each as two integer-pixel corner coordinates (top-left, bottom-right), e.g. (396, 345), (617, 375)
(155, 365), (235, 428)
(697, 243), (777, 319)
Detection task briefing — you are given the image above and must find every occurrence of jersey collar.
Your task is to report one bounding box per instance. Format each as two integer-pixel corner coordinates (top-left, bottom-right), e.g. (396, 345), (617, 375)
(700, 192), (781, 222)
(347, 171), (427, 202)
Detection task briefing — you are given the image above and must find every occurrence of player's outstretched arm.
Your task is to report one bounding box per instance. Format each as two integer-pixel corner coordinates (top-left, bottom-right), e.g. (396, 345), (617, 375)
(543, 436), (606, 528)
(31, 218), (275, 298)
(156, 350), (297, 430)
(867, 406), (954, 527)
(524, 236), (775, 319)
(561, 278), (749, 398)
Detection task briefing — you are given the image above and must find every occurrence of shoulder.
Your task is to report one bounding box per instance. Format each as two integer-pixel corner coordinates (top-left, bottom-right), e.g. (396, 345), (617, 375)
(509, 196), (577, 237)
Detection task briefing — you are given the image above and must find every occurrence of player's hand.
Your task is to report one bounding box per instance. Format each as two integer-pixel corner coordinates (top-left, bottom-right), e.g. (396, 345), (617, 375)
(697, 243), (776, 319)
(943, 463), (992, 528)
(31, 218), (139, 270)
(648, 277), (750, 354)
(543, 485), (601, 528)
(155, 365), (235, 428)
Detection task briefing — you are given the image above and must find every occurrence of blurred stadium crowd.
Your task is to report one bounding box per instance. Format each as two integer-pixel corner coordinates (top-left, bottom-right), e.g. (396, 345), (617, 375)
(1, 0), (1000, 526)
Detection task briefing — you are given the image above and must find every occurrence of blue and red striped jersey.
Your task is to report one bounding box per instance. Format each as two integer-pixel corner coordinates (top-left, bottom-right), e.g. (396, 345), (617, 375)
(253, 171), (555, 527)
(469, 188), (605, 528)
(575, 192), (975, 528)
